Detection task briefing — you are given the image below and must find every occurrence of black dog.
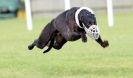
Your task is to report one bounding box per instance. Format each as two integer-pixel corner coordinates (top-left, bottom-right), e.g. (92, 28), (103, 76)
(28, 7), (109, 53)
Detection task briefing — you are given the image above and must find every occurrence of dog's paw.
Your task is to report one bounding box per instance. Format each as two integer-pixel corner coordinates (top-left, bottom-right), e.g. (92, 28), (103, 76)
(82, 36), (87, 42)
(28, 44), (34, 50)
(81, 33), (87, 43)
(101, 40), (109, 48)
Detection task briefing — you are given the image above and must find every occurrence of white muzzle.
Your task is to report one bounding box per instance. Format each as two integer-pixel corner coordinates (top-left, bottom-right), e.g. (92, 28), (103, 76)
(83, 24), (100, 39)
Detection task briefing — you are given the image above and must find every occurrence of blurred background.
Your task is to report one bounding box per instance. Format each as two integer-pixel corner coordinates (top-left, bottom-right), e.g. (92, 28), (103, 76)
(31, 0), (133, 17)
(0, 0), (133, 18)
(0, 0), (133, 78)
(0, 0), (24, 18)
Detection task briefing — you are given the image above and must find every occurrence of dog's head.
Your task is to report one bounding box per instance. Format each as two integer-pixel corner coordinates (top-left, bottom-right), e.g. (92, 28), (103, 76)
(75, 7), (100, 39)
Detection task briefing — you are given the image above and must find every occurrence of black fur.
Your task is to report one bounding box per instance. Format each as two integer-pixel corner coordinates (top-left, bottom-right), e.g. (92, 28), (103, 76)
(28, 7), (109, 53)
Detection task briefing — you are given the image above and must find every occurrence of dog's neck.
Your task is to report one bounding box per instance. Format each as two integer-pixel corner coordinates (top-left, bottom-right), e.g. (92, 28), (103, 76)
(75, 7), (94, 28)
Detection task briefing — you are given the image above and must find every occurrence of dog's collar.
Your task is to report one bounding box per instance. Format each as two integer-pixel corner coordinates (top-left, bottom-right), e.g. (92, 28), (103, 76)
(75, 7), (94, 28)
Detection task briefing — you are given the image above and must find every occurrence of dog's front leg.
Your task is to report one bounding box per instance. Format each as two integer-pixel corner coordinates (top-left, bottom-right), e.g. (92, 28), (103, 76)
(80, 32), (87, 42)
(95, 36), (109, 48)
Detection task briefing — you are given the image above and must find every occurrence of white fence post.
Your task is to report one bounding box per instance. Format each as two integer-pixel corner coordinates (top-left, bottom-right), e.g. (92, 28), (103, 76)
(107, 0), (114, 27)
(64, 0), (70, 10)
(25, 0), (33, 31)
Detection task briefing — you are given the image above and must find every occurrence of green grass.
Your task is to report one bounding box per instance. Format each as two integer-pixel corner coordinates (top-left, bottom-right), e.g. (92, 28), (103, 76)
(0, 11), (133, 78)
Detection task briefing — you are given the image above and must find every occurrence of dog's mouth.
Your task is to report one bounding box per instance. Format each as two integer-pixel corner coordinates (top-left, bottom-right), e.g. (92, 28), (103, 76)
(83, 24), (100, 39)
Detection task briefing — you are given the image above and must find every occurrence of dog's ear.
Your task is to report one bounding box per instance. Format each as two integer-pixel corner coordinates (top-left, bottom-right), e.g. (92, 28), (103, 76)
(79, 10), (97, 26)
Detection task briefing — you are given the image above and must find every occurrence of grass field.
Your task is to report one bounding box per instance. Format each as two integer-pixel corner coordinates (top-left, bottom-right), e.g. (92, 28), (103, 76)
(0, 12), (133, 78)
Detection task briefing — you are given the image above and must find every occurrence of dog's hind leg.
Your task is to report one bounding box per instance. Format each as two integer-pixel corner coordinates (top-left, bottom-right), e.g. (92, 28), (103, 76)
(28, 39), (38, 50)
(52, 33), (67, 50)
(53, 39), (67, 50)
(35, 21), (56, 49)
(43, 33), (55, 53)
(28, 20), (56, 51)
